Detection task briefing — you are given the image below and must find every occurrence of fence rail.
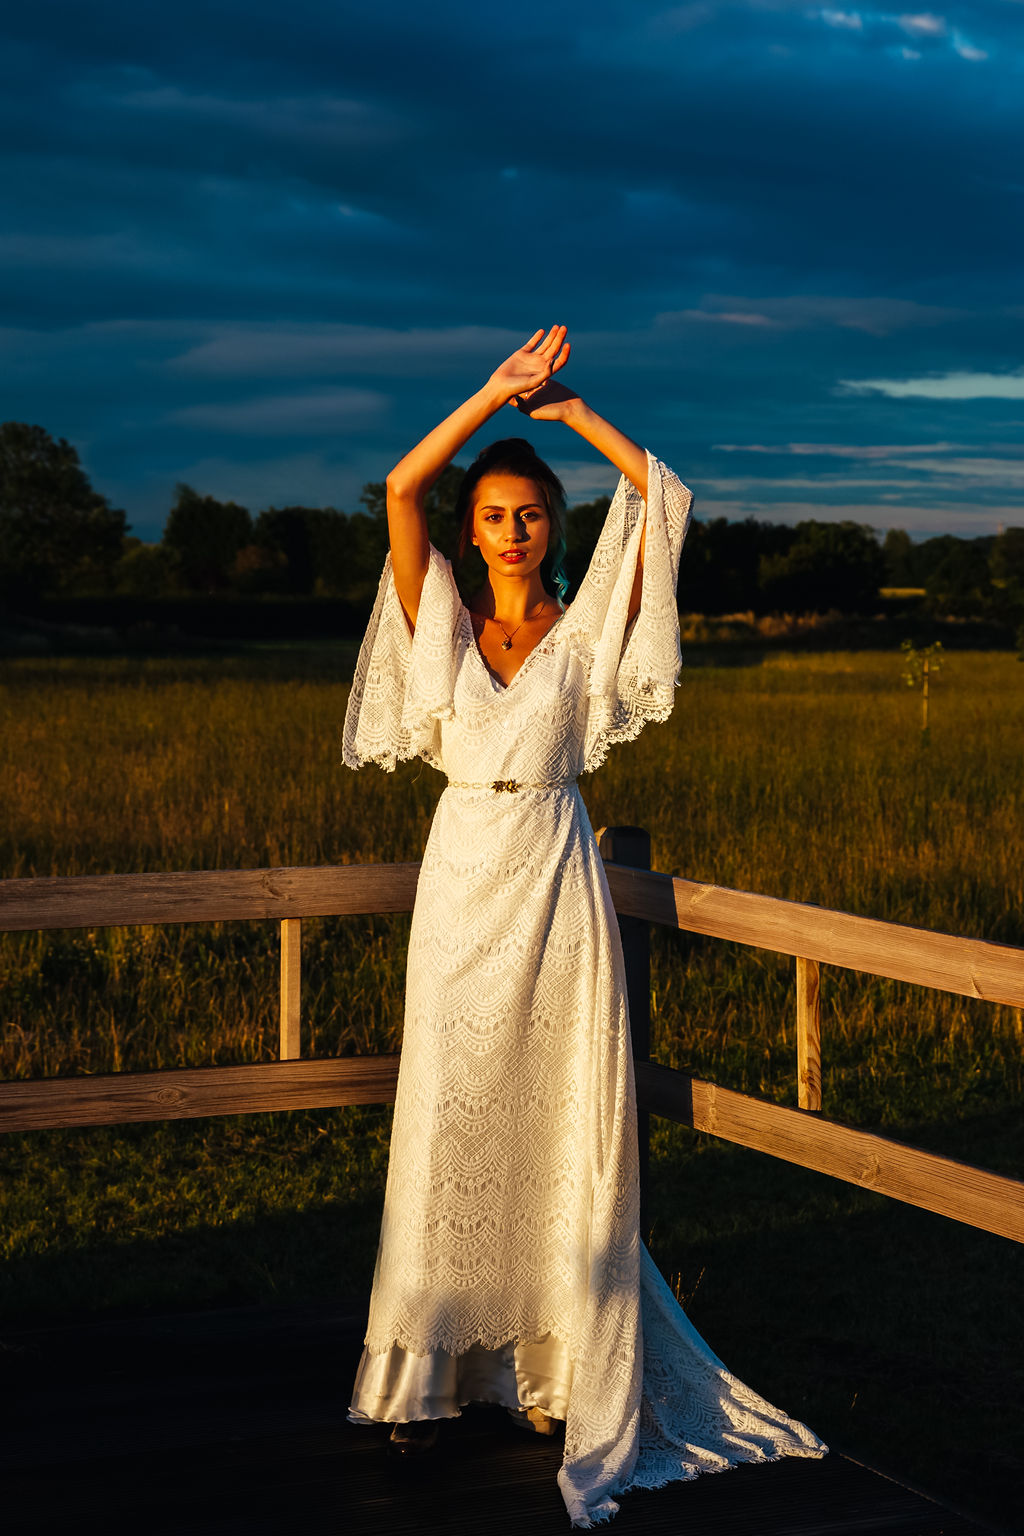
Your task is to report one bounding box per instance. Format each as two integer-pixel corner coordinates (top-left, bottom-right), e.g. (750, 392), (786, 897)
(2, 847), (1022, 1246)
(0, 862), (422, 931)
(604, 864), (1024, 1008)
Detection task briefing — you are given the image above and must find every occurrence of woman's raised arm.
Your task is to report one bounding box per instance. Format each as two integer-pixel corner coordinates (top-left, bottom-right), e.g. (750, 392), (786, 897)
(384, 326), (570, 628)
(513, 381), (650, 620)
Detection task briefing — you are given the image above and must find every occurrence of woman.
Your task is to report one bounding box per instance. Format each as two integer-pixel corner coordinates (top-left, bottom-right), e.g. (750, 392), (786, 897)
(343, 327), (826, 1527)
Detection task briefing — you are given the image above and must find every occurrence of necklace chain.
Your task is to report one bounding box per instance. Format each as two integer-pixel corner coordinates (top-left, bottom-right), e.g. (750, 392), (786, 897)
(482, 599), (550, 651)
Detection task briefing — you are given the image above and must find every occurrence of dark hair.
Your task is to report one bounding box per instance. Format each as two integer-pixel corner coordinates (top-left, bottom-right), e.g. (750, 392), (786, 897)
(455, 438), (570, 602)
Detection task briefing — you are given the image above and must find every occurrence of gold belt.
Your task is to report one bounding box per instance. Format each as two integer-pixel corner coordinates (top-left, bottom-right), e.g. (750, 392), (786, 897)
(445, 778), (578, 794)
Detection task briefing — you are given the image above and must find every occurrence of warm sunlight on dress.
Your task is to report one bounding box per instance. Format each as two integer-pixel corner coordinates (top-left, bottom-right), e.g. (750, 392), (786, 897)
(342, 454), (826, 1527)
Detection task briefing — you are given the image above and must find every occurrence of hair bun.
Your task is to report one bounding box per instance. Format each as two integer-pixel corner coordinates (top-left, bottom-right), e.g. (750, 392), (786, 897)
(474, 437), (541, 467)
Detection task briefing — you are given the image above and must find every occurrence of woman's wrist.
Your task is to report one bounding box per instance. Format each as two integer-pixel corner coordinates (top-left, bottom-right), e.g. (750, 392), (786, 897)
(562, 396), (594, 432)
(481, 377), (519, 413)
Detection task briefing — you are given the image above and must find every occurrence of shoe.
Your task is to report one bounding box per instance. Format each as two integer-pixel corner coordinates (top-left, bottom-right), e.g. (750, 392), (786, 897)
(388, 1420), (441, 1457)
(506, 1404), (559, 1436)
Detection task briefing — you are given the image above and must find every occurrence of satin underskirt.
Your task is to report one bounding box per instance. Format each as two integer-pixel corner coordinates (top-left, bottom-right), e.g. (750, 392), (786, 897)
(348, 1332), (573, 1424)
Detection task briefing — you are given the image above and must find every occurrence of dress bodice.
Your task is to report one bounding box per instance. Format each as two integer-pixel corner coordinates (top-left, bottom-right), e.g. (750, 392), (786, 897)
(440, 609), (588, 786)
(343, 452), (695, 782)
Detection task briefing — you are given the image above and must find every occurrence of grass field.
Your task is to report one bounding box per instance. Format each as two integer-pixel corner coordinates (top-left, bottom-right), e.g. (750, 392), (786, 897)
(1, 645), (1022, 1526)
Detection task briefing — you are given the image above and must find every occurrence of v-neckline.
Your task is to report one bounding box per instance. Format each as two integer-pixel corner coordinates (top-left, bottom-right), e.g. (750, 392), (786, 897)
(462, 603), (566, 693)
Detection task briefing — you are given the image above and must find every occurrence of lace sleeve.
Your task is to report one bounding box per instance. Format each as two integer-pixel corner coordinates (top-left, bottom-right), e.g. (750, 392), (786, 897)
(342, 544), (459, 772)
(562, 452), (693, 772)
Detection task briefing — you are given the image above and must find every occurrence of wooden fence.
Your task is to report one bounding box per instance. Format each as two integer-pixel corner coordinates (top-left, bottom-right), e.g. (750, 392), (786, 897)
(1, 830), (1022, 1246)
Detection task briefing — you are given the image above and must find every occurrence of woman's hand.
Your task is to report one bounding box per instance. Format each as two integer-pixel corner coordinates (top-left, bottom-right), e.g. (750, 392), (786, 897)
(487, 326), (571, 405)
(512, 379), (582, 424)
(384, 326), (567, 630)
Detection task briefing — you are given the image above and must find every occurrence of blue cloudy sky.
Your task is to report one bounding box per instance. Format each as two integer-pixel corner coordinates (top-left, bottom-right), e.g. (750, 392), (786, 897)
(3, 0), (1023, 539)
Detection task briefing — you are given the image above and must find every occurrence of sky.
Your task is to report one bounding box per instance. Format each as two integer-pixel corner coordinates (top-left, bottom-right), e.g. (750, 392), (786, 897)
(2, 0), (1023, 540)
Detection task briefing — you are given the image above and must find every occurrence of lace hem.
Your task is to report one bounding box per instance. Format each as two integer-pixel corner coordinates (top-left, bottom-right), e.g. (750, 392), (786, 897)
(560, 453), (693, 774)
(562, 1442), (828, 1530)
(342, 544), (459, 772)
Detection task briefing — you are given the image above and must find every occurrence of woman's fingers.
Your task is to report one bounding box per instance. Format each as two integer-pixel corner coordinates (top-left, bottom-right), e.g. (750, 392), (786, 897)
(539, 324), (567, 358)
(499, 327), (569, 396)
(522, 325), (565, 359)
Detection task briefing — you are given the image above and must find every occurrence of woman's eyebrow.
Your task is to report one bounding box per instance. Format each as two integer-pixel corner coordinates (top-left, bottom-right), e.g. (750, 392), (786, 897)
(479, 501), (545, 512)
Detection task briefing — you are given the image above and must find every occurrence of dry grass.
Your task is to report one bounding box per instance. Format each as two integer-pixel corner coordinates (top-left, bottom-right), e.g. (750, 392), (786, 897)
(1, 645), (1022, 1524)
(2, 646), (1022, 1130)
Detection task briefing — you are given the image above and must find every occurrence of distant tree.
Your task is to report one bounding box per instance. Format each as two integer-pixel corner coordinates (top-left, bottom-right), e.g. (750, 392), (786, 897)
(758, 520), (884, 614)
(360, 462), (466, 559)
(318, 510), (387, 601)
(924, 541), (993, 617)
(987, 526), (1024, 630)
(882, 528), (915, 587)
(231, 540), (286, 594)
(253, 507), (320, 594)
(913, 532), (994, 590)
(678, 517), (792, 614)
(249, 505), (378, 597)
(0, 421), (128, 598)
(113, 538), (173, 598)
(357, 464), (470, 597)
(990, 527), (1024, 590)
(163, 484), (251, 592)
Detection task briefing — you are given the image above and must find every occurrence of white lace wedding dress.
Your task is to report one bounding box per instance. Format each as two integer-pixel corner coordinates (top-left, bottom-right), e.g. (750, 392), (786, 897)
(342, 453), (826, 1527)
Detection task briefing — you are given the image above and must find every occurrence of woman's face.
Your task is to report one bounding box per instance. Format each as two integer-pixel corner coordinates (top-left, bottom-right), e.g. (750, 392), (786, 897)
(471, 474), (551, 578)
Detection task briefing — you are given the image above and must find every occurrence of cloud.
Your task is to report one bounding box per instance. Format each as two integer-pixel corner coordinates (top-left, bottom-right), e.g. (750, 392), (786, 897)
(894, 456), (1024, 485)
(167, 324), (525, 378)
(712, 441), (968, 457)
(665, 309), (781, 327)
(952, 34), (987, 61)
(696, 496), (1017, 535)
(95, 83), (404, 149)
(895, 13), (946, 37)
(702, 473), (927, 491)
(649, 3), (716, 34)
(151, 452), (358, 512)
(707, 441), (1024, 495)
(702, 457), (1024, 492)
(0, 232), (154, 272)
(168, 388), (388, 434)
(658, 296), (962, 335)
(819, 10), (864, 29)
(3, 0), (1023, 536)
(545, 460), (622, 499)
(810, 8), (991, 65)
(838, 370), (1024, 398)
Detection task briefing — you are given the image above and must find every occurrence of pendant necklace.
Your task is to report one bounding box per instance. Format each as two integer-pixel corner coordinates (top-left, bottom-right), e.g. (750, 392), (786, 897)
(494, 600), (546, 651)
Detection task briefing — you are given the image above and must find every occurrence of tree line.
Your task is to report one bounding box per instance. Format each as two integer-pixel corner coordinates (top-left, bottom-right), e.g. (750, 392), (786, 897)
(2, 421), (1023, 623)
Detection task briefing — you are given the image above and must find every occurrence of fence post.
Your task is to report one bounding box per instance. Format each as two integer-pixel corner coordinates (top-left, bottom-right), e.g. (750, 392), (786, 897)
(280, 918), (302, 1061)
(598, 826), (652, 1235)
(796, 956), (822, 1111)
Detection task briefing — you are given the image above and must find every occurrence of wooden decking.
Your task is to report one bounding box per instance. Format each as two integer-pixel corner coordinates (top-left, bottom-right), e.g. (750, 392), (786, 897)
(2, 1303), (999, 1536)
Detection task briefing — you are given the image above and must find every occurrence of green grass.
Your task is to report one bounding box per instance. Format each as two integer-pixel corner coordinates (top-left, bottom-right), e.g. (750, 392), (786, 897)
(1, 646), (1022, 1526)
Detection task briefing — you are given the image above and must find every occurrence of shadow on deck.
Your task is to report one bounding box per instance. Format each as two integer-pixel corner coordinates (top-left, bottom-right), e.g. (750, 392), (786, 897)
(1, 1303), (1000, 1536)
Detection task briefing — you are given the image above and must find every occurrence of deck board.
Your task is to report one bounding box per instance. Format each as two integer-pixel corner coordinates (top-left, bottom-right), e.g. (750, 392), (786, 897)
(0, 1304), (996, 1535)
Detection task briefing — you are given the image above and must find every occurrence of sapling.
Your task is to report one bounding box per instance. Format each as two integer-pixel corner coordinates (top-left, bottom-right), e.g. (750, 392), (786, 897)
(900, 639), (944, 732)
